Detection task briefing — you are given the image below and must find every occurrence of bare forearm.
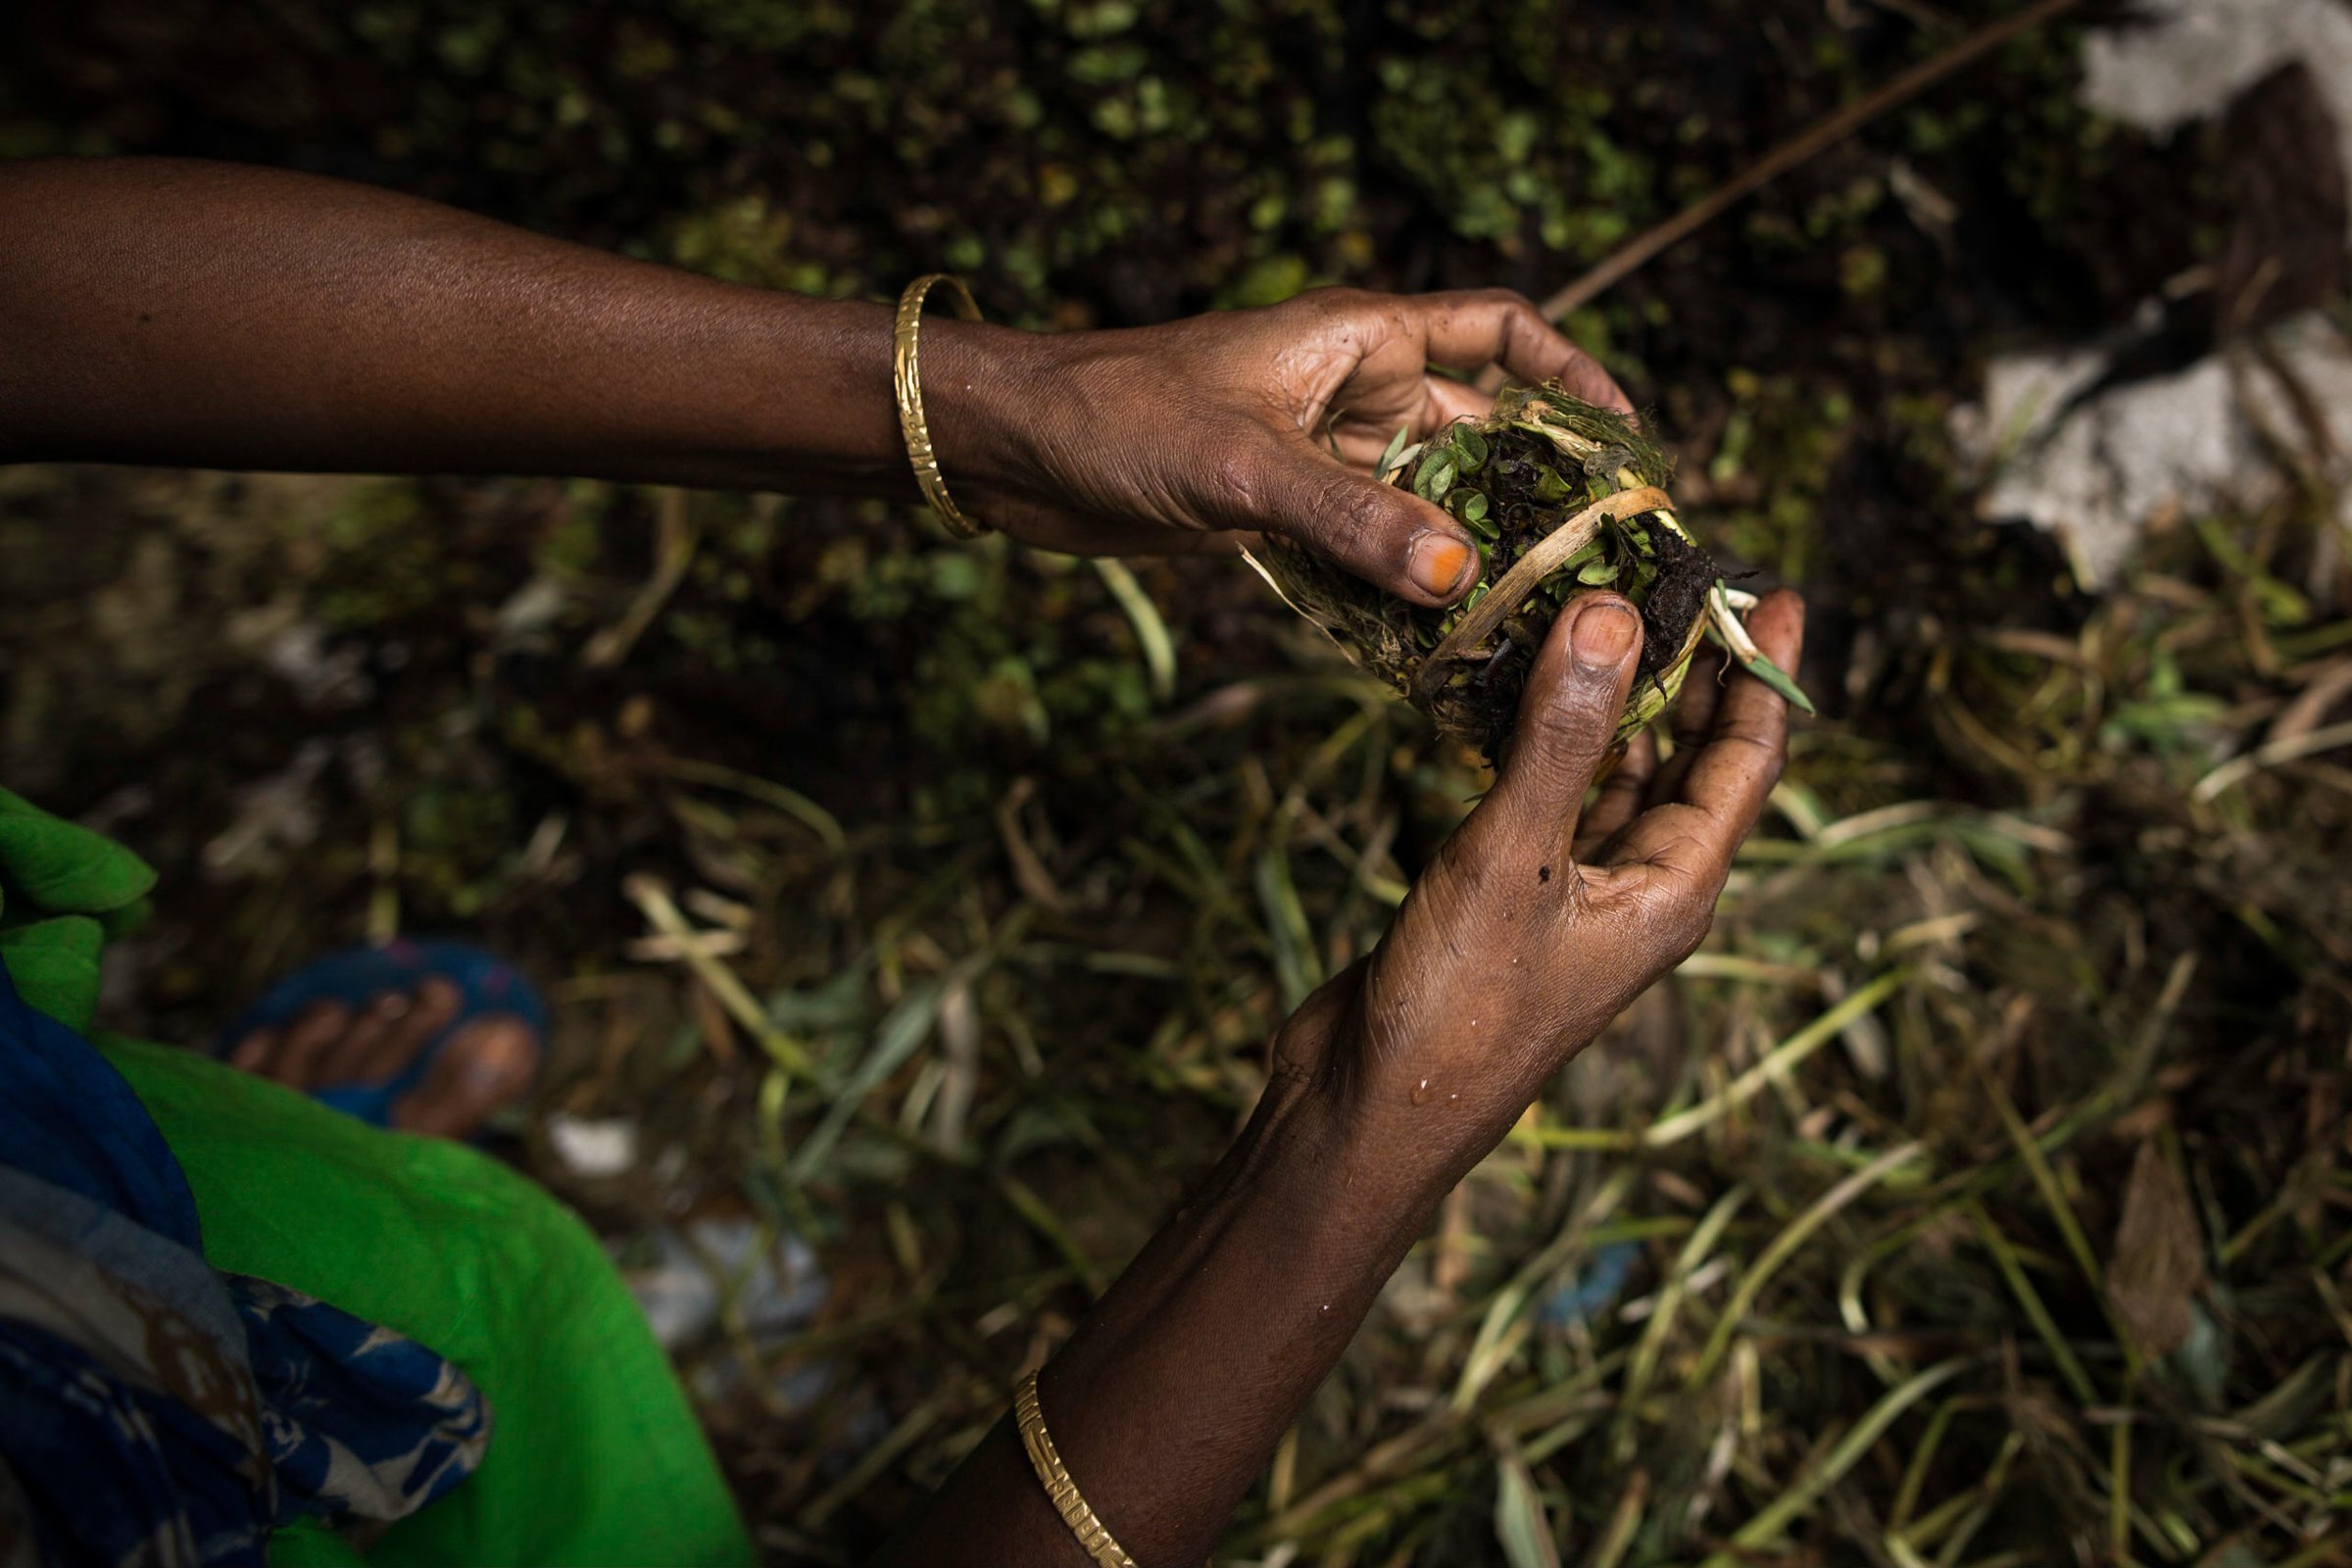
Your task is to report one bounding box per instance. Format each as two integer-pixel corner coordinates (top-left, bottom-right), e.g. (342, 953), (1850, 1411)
(879, 1073), (1439, 1566)
(0, 156), (1027, 493)
(878, 581), (1812, 1562)
(0, 159), (1628, 591)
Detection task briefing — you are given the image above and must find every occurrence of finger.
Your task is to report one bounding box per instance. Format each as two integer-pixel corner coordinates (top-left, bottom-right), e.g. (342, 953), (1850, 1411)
(1609, 590), (1806, 888)
(1415, 290), (1633, 413)
(1575, 729), (1657, 858)
(1667, 591), (1803, 810)
(1251, 434), (1482, 607)
(1475, 594), (1643, 862)
(272, 1000), (352, 1088)
(1422, 374), (1494, 429)
(1648, 645), (1728, 803)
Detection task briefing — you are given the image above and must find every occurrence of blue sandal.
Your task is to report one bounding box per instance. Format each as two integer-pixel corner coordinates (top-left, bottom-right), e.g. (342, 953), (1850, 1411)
(215, 939), (546, 1130)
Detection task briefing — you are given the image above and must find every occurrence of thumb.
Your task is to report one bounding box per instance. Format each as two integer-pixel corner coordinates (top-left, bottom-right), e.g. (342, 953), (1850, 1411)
(1475, 594), (1643, 862)
(1250, 436), (1483, 608)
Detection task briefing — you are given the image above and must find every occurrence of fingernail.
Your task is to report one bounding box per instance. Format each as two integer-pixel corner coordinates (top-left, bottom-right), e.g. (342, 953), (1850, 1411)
(1407, 532), (1475, 599)
(1571, 602), (1638, 669)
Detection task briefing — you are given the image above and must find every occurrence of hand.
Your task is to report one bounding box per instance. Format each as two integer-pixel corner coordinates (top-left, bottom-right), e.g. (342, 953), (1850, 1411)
(883, 592), (1798, 1565)
(932, 288), (1627, 607)
(1277, 588), (1806, 1197)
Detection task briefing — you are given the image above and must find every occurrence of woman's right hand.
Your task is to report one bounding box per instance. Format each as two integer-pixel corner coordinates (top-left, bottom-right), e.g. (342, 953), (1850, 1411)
(1274, 587), (1807, 1203)
(929, 286), (1628, 605)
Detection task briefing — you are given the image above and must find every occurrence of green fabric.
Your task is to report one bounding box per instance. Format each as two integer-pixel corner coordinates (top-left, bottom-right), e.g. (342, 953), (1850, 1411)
(0, 786), (158, 913)
(0, 786), (749, 1567)
(102, 1035), (755, 1568)
(0, 786), (155, 1031)
(269, 1516), (369, 1568)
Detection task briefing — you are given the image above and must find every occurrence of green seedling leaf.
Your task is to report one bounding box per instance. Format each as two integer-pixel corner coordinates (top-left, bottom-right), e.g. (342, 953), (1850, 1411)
(1740, 654), (1817, 714)
(1494, 1453), (1564, 1568)
(1416, 459), (1457, 504)
(1092, 558), (1176, 704)
(1453, 427), (1490, 473)
(1578, 557), (1621, 585)
(1533, 466), (1573, 503)
(1375, 422), (1414, 481)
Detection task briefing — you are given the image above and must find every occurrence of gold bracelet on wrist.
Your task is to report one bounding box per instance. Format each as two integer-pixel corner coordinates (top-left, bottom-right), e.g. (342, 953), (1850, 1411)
(1014, 1372), (1137, 1568)
(892, 272), (991, 540)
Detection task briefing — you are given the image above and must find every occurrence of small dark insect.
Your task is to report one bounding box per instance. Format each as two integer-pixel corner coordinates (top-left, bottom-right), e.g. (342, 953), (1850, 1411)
(1539, 865), (1551, 883)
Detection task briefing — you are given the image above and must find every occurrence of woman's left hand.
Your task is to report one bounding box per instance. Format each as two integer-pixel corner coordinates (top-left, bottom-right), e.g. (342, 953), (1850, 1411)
(0, 162), (1617, 617)
(929, 287), (1627, 608)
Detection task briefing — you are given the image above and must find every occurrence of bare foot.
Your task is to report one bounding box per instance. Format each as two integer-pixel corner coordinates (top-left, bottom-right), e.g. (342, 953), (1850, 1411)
(225, 975), (540, 1140)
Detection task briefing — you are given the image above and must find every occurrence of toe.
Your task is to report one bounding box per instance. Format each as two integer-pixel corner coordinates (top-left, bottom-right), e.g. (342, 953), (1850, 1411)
(316, 991), (407, 1087)
(382, 977), (464, 1073)
(390, 1015), (540, 1140)
(274, 1001), (354, 1089)
(226, 1025), (282, 1074)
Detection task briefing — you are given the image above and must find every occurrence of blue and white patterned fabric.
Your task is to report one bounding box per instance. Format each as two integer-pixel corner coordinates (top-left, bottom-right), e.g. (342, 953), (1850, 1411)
(0, 956), (490, 1567)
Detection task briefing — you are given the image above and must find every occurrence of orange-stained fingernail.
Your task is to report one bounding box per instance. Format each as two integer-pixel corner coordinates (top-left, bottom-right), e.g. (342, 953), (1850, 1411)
(1570, 602), (1638, 669)
(1407, 532), (1475, 599)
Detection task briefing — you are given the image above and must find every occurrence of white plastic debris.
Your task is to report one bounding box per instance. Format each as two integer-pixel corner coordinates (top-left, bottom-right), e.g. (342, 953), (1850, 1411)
(544, 1111), (639, 1178)
(624, 1215), (827, 1351)
(493, 574), (568, 641)
(1955, 313), (2352, 588)
(2080, 0), (2352, 243)
(1953, 0), (2352, 588)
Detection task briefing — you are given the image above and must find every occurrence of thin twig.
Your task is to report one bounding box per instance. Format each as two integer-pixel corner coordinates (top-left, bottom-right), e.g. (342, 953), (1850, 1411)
(1535, 0), (2083, 323)
(583, 486), (698, 668)
(1413, 485), (1671, 705)
(623, 871), (812, 1074)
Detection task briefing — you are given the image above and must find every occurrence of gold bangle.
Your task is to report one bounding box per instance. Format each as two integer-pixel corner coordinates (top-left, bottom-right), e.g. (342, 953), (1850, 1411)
(892, 272), (991, 540)
(1014, 1372), (1137, 1568)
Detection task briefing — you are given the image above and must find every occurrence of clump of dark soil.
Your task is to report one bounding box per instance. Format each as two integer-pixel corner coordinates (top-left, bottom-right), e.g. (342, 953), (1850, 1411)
(1257, 384), (1724, 760)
